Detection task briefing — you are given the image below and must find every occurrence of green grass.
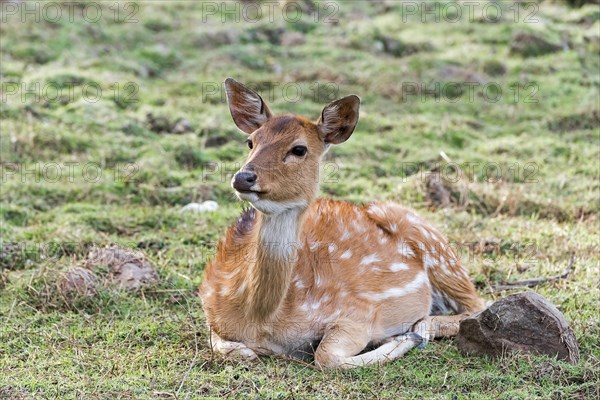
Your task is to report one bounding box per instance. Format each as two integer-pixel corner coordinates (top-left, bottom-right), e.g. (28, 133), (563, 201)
(1, 1), (599, 398)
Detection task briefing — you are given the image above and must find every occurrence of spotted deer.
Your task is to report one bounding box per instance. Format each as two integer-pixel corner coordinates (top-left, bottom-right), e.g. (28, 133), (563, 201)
(199, 78), (485, 368)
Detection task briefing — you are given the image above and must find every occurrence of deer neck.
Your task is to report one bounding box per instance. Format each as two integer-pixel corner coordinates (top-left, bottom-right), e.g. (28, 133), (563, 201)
(243, 203), (307, 322)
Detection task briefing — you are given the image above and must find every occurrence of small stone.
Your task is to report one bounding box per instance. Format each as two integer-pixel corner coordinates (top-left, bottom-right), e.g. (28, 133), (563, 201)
(111, 262), (159, 290)
(457, 292), (580, 364)
(171, 118), (194, 134)
(59, 267), (98, 297)
(179, 201), (219, 213)
(85, 246), (160, 291)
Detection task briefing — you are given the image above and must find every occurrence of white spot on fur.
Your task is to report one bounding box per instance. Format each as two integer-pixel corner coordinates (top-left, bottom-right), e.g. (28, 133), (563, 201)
(360, 253), (381, 266)
(390, 262), (410, 272)
(340, 250), (353, 260)
(294, 278), (305, 289)
(309, 241), (319, 251)
(358, 271), (428, 301)
(423, 253), (437, 270)
(397, 240), (415, 258)
(341, 229), (351, 240)
(328, 243), (337, 253)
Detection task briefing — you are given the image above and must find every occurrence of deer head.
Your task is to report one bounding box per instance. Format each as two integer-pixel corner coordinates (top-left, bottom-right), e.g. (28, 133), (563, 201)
(224, 78), (360, 215)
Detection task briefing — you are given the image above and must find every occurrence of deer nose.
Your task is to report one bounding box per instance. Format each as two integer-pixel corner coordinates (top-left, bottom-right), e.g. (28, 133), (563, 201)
(232, 171), (257, 192)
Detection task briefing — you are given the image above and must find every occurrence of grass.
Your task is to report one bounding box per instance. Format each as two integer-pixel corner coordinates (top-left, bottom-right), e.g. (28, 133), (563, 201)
(1, 0), (599, 398)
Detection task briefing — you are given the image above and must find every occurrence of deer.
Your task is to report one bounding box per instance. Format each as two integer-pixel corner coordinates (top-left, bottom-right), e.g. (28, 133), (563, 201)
(199, 78), (486, 368)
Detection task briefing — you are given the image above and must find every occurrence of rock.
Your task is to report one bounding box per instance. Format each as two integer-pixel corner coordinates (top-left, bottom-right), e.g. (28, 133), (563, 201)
(171, 118), (194, 134)
(87, 246), (142, 267)
(59, 267), (98, 297)
(179, 201), (219, 213)
(510, 32), (562, 58)
(424, 170), (468, 210)
(85, 246), (159, 290)
(111, 262), (159, 290)
(457, 292), (580, 364)
(425, 173), (451, 208)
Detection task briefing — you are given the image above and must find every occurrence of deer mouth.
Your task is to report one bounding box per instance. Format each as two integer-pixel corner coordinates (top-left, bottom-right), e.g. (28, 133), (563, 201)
(235, 189), (265, 202)
(235, 189), (265, 196)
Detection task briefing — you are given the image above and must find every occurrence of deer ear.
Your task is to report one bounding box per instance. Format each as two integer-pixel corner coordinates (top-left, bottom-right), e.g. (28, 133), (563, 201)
(317, 95), (360, 144)
(224, 78), (273, 134)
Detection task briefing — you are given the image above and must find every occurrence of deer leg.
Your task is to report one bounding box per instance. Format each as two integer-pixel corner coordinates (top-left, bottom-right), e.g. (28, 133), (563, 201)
(210, 331), (258, 360)
(412, 314), (472, 348)
(315, 320), (423, 369)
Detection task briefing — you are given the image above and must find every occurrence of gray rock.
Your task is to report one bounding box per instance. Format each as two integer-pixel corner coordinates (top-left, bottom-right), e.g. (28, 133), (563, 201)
(59, 267), (98, 297)
(111, 262), (159, 290)
(171, 118), (194, 134)
(457, 292), (579, 364)
(85, 246), (160, 290)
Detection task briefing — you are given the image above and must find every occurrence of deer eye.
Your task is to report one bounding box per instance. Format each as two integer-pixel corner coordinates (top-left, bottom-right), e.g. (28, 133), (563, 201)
(291, 146), (307, 157)
(246, 139), (253, 149)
